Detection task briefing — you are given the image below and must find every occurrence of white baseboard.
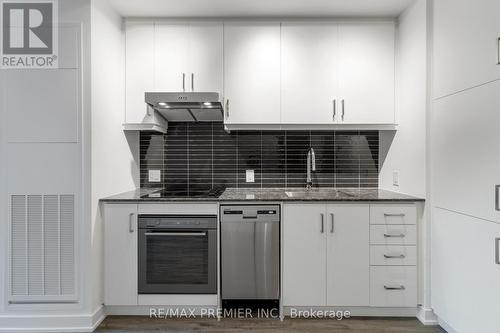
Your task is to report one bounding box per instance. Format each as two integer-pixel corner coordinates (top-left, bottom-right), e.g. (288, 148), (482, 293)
(282, 306), (417, 317)
(417, 306), (438, 325)
(105, 305), (216, 316)
(0, 306), (105, 333)
(438, 318), (459, 333)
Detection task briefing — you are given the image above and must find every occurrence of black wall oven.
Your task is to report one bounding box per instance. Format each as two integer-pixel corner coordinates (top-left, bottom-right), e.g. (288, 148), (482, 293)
(138, 215), (217, 294)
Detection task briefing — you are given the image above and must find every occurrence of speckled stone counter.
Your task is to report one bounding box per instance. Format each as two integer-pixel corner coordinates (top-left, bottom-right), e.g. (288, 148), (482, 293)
(100, 187), (424, 202)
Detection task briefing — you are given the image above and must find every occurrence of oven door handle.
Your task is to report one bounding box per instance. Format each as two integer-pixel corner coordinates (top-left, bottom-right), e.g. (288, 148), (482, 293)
(144, 232), (207, 237)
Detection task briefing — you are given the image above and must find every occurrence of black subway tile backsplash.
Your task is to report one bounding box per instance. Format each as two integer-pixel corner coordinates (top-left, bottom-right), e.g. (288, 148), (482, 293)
(140, 122), (379, 190)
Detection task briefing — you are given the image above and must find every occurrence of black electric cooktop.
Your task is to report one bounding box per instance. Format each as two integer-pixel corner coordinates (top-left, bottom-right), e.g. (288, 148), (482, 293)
(141, 185), (226, 199)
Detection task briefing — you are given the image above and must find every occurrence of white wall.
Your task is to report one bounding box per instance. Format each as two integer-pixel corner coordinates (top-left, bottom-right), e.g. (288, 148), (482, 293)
(380, 0), (434, 324)
(379, 0), (427, 199)
(89, 0), (139, 319)
(0, 0), (98, 331)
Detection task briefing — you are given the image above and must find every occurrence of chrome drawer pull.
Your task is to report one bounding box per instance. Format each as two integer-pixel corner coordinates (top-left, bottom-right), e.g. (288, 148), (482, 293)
(496, 238), (500, 265)
(129, 213), (135, 233)
(383, 233), (405, 238)
(384, 213), (406, 217)
(384, 285), (405, 290)
(384, 254), (406, 259)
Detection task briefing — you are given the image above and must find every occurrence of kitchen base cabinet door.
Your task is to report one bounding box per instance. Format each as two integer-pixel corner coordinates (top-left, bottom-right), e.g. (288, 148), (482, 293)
(104, 204), (138, 306)
(283, 204), (326, 306)
(326, 204), (369, 306)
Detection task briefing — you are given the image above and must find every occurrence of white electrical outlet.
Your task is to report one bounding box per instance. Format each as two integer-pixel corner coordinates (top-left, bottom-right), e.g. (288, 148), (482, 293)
(393, 171), (399, 187)
(148, 169), (161, 183)
(246, 170), (255, 183)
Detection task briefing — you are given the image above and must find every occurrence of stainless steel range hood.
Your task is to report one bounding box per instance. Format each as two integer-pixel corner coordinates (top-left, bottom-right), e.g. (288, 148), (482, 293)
(145, 92), (224, 122)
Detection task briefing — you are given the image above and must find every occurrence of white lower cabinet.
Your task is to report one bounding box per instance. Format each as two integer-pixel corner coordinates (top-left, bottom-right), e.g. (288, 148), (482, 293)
(283, 202), (418, 309)
(104, 203), (138, 306)
(283, 203), (369, 306)
(326, 204), (369, 306)
(282, 204), (327, 306)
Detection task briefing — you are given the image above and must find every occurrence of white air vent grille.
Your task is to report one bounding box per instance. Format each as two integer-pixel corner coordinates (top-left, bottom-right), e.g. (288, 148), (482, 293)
(10, 195), (75, 301)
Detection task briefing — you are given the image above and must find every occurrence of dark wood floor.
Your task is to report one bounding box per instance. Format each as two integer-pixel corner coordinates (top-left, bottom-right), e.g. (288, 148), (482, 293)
(97, 316), (445, 333)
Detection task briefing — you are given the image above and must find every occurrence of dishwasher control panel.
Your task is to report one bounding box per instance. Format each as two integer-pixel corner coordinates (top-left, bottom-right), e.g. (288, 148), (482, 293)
(221, 205), (280, 223)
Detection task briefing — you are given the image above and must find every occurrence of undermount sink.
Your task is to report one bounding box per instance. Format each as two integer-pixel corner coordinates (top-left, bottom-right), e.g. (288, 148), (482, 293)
(285, 191), (308, 198)
(285, 189), (359, 198)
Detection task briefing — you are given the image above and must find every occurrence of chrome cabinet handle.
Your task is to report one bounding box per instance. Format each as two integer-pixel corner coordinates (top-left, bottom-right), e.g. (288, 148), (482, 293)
(384, 213), (406, 217)
(341, 99), (345, 121)
(320, 213), (324, 233)
(384, 285), (405, 290)
(144, 232), (207, 237)
(384, 233), (405, 238)
(495, 185), (500, 211)
(332, 100), (336, 121)
(330, 213), (335, 233)
(496, 238), (500, 265)
(225, 99), (230, 119)
(129, 213), (135, 233)
(384, 254), (406, 259)
(191, 73), (194, 91)
(182, 73), (186, 92)
(497, 38), (500, 65)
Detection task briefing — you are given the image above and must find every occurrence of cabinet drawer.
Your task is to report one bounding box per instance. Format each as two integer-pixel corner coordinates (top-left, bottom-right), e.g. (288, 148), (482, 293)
(370, 225), (417, 245)
(370, 205), (417, 225)
(370, 245), (417, 266)
(370, 266), (417, 307)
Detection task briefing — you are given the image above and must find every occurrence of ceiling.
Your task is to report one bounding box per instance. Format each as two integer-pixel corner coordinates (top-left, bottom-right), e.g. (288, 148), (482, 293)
(108, 0), (415, 18)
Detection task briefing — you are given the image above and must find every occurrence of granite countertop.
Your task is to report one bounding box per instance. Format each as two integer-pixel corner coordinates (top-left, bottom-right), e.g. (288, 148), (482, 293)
(100, 187), (424, 202)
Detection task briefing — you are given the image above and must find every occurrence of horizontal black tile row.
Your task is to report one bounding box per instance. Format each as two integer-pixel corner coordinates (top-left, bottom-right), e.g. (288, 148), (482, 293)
(140, 122), (379, 192)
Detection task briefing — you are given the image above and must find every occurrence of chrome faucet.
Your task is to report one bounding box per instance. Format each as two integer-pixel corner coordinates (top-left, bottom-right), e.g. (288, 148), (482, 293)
(306, 147), (316, 190)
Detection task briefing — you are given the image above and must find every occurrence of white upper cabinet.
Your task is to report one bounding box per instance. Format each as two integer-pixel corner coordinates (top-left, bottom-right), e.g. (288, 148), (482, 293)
(125, 21), (155, 123)
(125, 21), (223, 124)
(155, 22), (223, 93)
(223, 22), (281, 124)
(154, 23), (190, 92)
(338, 22), (395, 124)
(281, 23), (340, 124)
(188, 22), (224, 93)
(434, 0), (500, 98)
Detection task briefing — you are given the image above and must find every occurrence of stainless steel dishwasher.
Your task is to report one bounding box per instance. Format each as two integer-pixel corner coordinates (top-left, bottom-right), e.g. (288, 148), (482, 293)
(221, 205), (280, 304)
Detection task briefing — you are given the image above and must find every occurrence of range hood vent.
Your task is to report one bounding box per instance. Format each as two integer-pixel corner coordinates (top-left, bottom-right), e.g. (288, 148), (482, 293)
(145, 92), (224, 122)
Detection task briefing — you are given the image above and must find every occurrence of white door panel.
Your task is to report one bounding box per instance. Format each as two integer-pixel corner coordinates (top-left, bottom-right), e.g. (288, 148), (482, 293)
(326, 204), (369, 306)
(433, 0), (500, 98)
(224, 22), (281, 124)
(281, 23), (339, 124)
(125, 22), (154, 123)
(6, 70), (79, 143)
(433, 80), (500, 223)
(432, 208), (500, 333)
(188, 22), (223, 94)
(154, 23), (189, 92)
(283, 204), (326, 306)
(338, 22), (395, 124)
(104, 204), (138, 306)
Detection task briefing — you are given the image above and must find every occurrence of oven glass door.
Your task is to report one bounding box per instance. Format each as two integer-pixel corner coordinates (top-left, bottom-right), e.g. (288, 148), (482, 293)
(138, 229), (216, 294)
